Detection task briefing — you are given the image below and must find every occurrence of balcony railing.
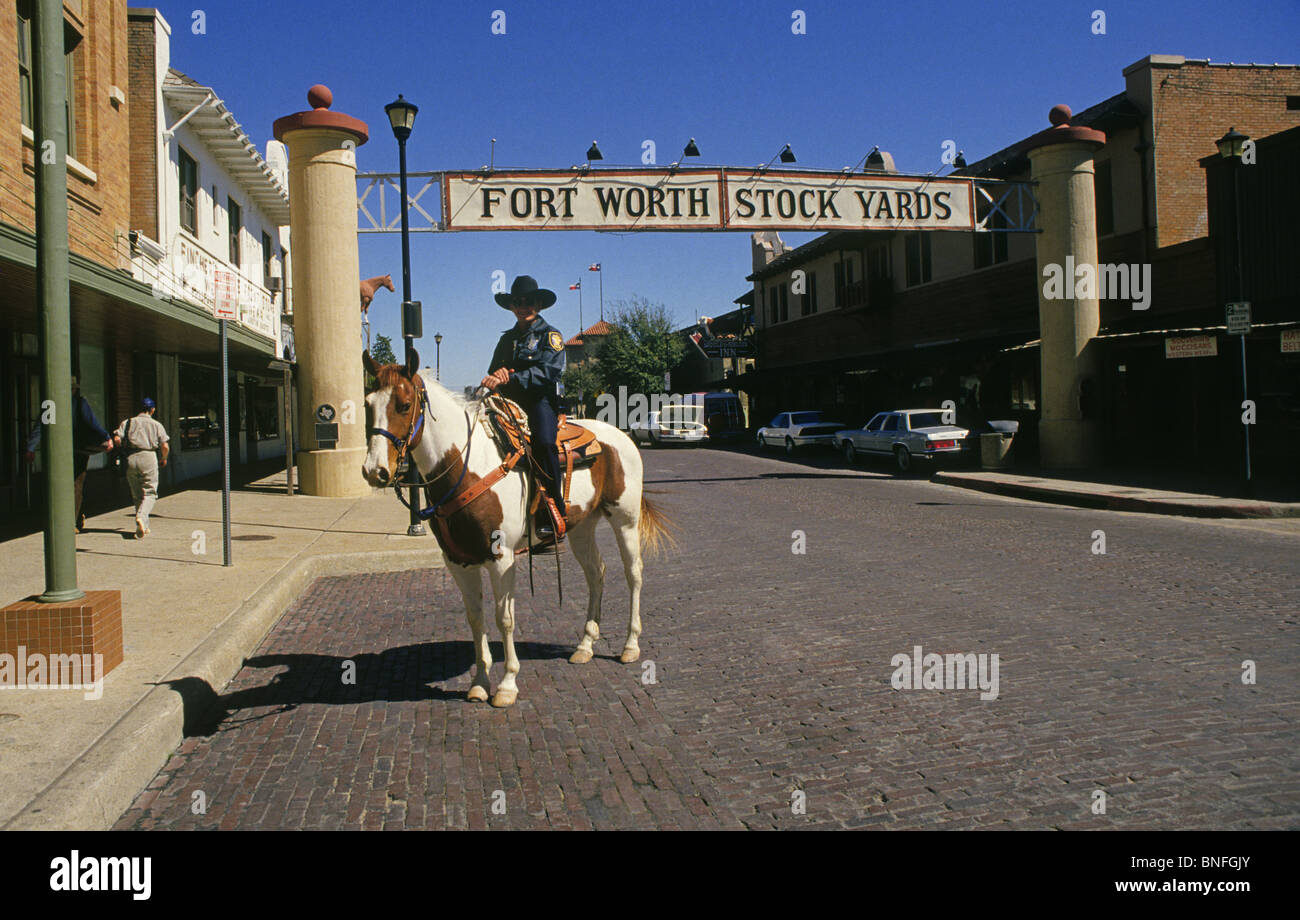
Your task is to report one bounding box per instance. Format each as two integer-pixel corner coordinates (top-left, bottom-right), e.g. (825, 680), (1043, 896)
(131, 233), (285, 353)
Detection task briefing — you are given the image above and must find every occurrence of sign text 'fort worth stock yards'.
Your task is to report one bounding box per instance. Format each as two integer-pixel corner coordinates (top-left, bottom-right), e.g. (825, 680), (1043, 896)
(442, 168), (975, 232)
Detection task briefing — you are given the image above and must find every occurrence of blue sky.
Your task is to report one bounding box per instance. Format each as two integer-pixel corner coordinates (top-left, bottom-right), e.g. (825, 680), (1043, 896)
(154, 0), (1299, 390)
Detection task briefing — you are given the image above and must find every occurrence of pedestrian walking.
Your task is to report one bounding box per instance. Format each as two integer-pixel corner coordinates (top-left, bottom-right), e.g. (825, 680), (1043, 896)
(113, 397), (170, 539)
(24, 375), (114, 532)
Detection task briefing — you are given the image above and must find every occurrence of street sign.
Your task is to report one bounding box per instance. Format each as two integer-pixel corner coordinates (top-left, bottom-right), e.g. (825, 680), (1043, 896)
(1225, 301), (1251, 335)
(213, 269), (239, 319)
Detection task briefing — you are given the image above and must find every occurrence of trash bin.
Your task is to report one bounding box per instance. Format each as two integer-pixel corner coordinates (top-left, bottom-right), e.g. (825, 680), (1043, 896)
(980, 420), (1018, 469)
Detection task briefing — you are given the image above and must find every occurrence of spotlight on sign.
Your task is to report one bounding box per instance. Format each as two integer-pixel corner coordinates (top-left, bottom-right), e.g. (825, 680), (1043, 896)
(779, 144), (796, 163)
(864, 146), (884, 170)
(954, 151), (967, 168)
(586, 141), (603, 162)
(683, 138), (701, 158)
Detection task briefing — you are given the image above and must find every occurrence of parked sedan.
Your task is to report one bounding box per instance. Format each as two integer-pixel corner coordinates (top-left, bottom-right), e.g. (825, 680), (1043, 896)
(757, 411), (848, 456)
(837, 409), (969, 473)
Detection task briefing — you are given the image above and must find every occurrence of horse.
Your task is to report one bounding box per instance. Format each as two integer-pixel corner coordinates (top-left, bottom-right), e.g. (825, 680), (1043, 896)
(360, 275), (395, 312)
(360, 351), (673, 708)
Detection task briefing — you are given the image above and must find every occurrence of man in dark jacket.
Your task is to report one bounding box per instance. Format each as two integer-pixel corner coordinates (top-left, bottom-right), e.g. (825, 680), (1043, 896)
(481, 275), (567, 549)
(24, 376), (114, 532)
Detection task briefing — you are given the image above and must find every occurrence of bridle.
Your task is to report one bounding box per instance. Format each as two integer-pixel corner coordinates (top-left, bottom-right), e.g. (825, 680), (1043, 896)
(372, 378), (498, 520)
(371, 375), (432, 475)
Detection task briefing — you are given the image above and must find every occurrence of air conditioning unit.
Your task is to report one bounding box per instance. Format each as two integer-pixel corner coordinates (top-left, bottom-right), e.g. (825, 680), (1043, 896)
(129, 230), (166, 262)
(267, 277), (283, 292)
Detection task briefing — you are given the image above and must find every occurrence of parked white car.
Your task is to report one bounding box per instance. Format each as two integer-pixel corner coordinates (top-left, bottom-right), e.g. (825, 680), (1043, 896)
(631, 406), (708, 446)
(837, 409), (969, 473)
(757, 411), (847, 456)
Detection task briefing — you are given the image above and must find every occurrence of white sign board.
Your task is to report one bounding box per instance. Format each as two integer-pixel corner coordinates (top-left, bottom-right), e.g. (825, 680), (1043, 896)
(443, 169), (975, 232)
(213, 269), (239, 319)
(1282, 329), (1300, 353)
(724, 170), (974, 232)
(1225, 301), (1251, 335)
(1165, 335), (1218, 359)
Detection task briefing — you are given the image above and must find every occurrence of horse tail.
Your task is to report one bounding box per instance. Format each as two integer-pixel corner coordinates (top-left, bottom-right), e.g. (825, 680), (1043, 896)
(638, 494), (677, 559)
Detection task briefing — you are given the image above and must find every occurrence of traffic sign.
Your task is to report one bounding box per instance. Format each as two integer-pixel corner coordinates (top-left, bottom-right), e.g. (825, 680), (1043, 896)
(1225, 301), (1251, 335)
(214, 269), (239, 319)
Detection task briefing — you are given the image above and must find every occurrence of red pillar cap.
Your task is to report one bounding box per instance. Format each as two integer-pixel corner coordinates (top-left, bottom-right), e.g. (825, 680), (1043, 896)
(274, 84), (369, 145)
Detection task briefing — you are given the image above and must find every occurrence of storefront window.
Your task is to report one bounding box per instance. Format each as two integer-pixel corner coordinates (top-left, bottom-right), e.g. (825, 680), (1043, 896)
(251, 386), (280, 441)
(177, 362), (222, 450)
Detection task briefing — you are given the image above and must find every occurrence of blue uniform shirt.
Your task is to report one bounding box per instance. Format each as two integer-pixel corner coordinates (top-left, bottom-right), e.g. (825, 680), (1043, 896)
(489, 316), (566, 398)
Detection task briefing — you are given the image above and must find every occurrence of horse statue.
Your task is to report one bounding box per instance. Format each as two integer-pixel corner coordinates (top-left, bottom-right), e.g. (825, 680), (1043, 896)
(360, 274), (395, 312)
(360, 350), (672, 708)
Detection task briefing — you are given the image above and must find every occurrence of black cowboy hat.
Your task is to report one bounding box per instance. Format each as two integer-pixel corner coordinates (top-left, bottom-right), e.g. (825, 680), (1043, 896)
(495, 275), (557, 310)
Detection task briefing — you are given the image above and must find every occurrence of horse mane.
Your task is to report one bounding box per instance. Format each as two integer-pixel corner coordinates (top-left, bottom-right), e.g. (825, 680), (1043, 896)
(371, 364), (481, 411)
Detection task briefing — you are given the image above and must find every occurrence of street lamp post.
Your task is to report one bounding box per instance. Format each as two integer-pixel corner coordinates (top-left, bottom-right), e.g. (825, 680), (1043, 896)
(1216, 127), (1252, 495)
(386, 93), (425, 535)
(435, 333), (442, 380)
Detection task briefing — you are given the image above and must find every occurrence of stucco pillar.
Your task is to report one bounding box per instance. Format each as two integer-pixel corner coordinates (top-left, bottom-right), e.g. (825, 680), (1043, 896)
(273, 86), (370, 497)
(1026, 105), (1107, 469)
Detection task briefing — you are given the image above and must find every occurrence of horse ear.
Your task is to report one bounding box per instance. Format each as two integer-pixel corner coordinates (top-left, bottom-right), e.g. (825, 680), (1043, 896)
(404, 348), (419, 378)
(363, 350), (380, 377)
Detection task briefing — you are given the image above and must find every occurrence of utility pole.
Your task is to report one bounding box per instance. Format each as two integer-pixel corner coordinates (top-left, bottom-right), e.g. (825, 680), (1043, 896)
(34, 0), (80, 603)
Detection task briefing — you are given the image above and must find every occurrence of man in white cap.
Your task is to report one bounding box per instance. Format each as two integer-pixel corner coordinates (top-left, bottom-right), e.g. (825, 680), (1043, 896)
(113, 397), (170, 539)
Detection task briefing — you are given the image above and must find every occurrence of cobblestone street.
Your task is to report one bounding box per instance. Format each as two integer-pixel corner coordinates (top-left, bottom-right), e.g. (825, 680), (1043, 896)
(115, 447), (1300, 830)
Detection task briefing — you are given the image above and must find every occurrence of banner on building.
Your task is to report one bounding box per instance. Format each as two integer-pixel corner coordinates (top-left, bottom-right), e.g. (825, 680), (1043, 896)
(1165, 335), (1218, 359)
(1282, 329), (1300, 353)
(443, 169), (974, 232)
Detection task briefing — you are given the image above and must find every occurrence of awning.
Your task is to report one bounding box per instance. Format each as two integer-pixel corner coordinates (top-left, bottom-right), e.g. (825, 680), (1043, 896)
(163, 70), (291, 226)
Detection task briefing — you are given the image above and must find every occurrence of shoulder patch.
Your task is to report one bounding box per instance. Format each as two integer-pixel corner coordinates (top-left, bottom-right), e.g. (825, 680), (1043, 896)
(547, 330), (563, 351)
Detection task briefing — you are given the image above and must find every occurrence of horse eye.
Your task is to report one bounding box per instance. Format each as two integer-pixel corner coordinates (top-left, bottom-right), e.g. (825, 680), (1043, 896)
(395, 401), (410, 414)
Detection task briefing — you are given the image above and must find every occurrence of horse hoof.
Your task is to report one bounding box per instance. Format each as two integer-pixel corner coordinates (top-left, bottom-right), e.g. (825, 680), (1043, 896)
(467, 685), (489, 703)
(619, 647), (640, 664)
(569, 649), (593, 664)
(490, 688), (518, 708)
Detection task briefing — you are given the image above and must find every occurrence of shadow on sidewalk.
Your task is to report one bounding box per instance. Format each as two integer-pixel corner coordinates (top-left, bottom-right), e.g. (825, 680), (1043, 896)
(160, 639), (573, 736)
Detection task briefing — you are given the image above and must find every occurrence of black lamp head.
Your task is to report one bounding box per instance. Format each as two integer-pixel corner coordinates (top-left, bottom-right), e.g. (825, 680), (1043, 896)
(586, 141), (603, 162)
(779, 144), (796, 163)
(385, 94), (418, 142)
(683, 138), (700, 158)
(1215, 126), (1249, 160)
(954, 151), (967, 168)
(864, 145), (884, 170)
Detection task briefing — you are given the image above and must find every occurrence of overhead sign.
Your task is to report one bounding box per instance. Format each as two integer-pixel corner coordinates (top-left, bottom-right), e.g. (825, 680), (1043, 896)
(443, 168), (975, 232)
(1225, 301), (1251, 335)
(445, 169), (724, 231)
(1165, 335), (1219, 359)
(1282, 329), (1300, 353)
(724, 170), (973, 232)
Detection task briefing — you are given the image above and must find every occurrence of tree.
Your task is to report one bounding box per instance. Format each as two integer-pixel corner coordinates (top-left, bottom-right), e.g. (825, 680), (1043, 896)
(595, 296), (685, 398)
(371, 334), (398, 367)
(365, 334), (398, 390)
(561, 359), (604, 417)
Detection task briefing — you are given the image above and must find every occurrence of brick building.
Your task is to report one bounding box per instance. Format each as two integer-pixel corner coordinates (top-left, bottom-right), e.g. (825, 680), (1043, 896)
(0, 3), (295, 514)
(746, 54), (1300, 475)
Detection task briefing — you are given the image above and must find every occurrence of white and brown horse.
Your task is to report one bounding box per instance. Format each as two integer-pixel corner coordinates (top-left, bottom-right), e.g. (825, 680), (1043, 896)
(361, 352), (672, 708)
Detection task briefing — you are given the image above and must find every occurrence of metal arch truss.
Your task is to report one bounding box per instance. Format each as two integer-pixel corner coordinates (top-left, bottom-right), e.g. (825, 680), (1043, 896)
(357, 171), (444, 233)
(355, 171), (1038, 234)
(973, 178), (1039, 233)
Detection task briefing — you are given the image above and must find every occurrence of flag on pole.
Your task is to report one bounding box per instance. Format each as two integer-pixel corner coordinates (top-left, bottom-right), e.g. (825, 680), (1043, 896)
(588, 263), (601, 271)
(569, 282), (581, 290)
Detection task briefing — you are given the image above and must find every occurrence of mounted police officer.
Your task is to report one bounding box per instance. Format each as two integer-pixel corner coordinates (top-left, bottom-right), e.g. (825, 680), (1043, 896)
(480, 275), (568, 549)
